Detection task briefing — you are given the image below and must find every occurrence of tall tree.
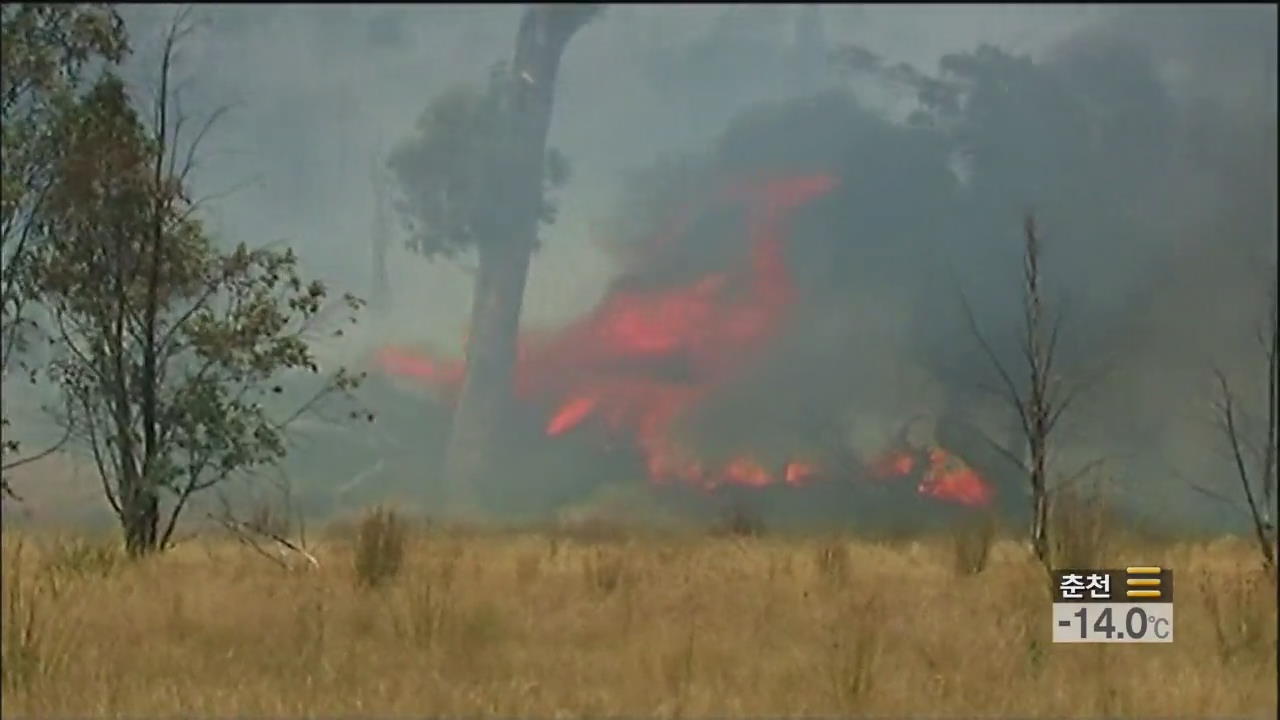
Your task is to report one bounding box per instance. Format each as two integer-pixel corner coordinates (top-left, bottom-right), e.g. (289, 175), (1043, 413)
(390, 5), (598, 513)
(33, 12), (364, 556)
(0, 3), (128, 496)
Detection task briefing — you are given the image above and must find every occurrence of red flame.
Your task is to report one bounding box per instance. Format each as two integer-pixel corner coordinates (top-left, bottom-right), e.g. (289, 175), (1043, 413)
(375, 173), (994, 507)
(920, 447), (992, 507)
(546, 395), (598, 436)
(871, 450), (917, 479)
(866, 445), (992, 508)
(784, 460), (820, 487)
(375, 345), (464, 385)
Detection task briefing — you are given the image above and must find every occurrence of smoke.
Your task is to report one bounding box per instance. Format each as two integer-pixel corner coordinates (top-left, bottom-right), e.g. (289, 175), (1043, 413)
(11, 5), (1274, 530)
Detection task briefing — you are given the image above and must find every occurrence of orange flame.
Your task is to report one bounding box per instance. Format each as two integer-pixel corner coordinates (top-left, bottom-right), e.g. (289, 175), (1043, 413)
(375, 346), (464, 386)
(919, 448), (992, 507)
(871, 450), (917, 479)
(784, 460), (820, 487)
(372, 172), (995, 508)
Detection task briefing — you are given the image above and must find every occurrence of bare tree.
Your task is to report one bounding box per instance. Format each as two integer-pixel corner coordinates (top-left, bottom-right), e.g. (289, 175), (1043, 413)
(1207, 285), (1278, 576)
(961, 215), (1081, 570)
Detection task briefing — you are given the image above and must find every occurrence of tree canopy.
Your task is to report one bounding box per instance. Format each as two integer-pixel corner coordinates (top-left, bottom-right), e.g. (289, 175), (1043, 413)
(1, 3), (129, 485)
(388, 67), (572, 262)
(2, 5), (365, 553)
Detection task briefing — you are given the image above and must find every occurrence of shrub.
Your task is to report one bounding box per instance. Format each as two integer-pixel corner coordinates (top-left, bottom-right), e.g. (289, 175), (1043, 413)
(353, 505), (406, 589)
(714, 501), (766, 538)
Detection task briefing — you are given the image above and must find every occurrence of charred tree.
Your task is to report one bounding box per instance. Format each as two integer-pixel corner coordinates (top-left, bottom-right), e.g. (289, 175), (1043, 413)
(961, 215), (1079, 572)
(439, 6), (599, 513)
(1207, 285), (1278, 577)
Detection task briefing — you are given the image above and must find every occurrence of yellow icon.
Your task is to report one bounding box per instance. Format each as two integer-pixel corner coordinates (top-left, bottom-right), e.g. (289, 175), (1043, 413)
(1125, 566), (1163, 599)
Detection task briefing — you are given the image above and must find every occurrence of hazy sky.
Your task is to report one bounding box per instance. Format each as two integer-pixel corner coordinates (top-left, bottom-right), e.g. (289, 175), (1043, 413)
(115, 4), (1143, 347)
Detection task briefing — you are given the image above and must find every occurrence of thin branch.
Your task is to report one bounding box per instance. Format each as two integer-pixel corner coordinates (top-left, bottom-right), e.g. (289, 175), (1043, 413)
(1214, 366), (1271, 562)
(208, 491), (318, 570)
(212, 510), (287, 569)
(969, 424), (1030, 475)
(178, 104), (231, 185)
(1048, 456), (1110, 496)
(1190, 481), (1246, 511)
(0, 180), (53, 370)
(79, 392), (122, 518)
(178, 175), (261, 222)
(0, 420), (72, 473)
(1039, 307), (1065, 397)
(1043, 384), (1080, 437)
(958, 290), (1030, 436)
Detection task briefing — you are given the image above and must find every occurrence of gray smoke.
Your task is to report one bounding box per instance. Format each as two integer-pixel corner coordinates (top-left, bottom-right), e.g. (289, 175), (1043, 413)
(8, 5), (1273, 531)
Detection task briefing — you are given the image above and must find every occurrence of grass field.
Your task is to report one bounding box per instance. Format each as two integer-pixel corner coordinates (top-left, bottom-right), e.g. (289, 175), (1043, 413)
(2, 519), (1276, 718)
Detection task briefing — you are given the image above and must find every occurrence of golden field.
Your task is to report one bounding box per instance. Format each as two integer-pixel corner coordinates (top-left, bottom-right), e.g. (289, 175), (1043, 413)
(1, 521), (1276, 718)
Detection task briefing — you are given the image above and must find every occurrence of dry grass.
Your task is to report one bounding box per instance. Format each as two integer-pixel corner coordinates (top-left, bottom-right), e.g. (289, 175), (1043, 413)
(0, 524), (1276, 718)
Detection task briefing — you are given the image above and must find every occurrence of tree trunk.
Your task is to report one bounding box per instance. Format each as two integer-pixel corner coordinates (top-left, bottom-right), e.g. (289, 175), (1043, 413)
(1029, 441), (1049, 567)
(441, 238), (533, 513)
(119, 466), (160, 557)
(1023, 216), (1052, 571)
(440, 5), (597, 515)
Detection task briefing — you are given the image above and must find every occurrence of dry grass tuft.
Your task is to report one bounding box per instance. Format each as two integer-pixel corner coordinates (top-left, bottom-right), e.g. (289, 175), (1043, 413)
(950, 512), (998, 575)
(352, 505), (406, 588)
(1, 538), (81, 694)
(582, 545), (629, 596)
(42, 534), (123, 579)
(814, 537), (850, 586)
(1200, 566), (1279, 666)
(0, 523), (1275, 717)
(1049, 484), (1112, 569)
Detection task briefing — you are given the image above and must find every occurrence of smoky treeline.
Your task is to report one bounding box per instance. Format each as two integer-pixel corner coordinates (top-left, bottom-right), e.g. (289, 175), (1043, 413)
(6, 5), (1275, 533)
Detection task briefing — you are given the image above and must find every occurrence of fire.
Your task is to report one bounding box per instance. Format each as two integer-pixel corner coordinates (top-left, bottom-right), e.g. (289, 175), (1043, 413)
(866, 444), (992, 508)
(374, 172), (995, 508)
(722, 457), (773, 488)
(871, 450), (917, 479)
(920, 448), (992, 507)
(376, 345), (463, 385)
(784, 460), (820, 487)
(546, 395), (598, 436)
